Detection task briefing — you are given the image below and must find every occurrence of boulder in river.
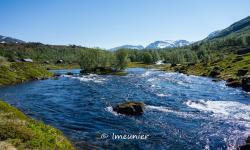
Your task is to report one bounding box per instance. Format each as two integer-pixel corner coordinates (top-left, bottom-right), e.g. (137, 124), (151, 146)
(212, 78), (221, 82)
(66, 72), (74, 75)
(113, 102), (145, 116)
(242, 76), (250, 92)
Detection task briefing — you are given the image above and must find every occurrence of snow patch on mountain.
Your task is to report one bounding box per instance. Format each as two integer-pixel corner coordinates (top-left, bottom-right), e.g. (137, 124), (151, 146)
(146, 40), (190, 49)
(110, 45), (144, 51)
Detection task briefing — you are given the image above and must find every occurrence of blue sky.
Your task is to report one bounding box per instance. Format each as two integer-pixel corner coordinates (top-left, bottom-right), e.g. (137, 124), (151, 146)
(1, 0), (250, 49)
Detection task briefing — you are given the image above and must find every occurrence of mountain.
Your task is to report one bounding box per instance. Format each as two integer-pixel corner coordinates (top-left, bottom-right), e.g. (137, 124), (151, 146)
(110, 45), (144, 51)
(0, 35), (25, 44)
(205, 30), (222, 39)
(205, 16), (250, 40)
(145, 40), (190, 49)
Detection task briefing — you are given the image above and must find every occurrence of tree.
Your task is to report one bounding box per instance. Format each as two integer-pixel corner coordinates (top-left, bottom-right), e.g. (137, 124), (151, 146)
(142, 52), (153, 64)
(151, 51), (160, 63)
(245, 35), (250, 45)
(115, 50), (129, 71)
(79, 50), (98, 71)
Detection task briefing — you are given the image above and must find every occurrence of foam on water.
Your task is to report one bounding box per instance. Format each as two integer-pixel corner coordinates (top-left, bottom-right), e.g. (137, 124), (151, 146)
(62, 74), (107, 83)
(104, 106), (119, 116)
(186, 100), (250, 121)
(156, 93), (171, 97)
(146, 105), (174, 113)
(145, 105), (196, 118)
(141, 70), (152, 77)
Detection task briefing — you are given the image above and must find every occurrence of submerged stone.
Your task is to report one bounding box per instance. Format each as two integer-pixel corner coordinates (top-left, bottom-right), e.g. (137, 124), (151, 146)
(66, 72), (74, 75)
(212, 78), (221, 82)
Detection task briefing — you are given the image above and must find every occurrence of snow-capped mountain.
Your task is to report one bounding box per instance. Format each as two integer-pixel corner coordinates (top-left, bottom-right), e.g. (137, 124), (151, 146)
(110, 45), (144, 51)
(0, 35), (25, 44)
(145, 40), (190, 49)
(110, 40), (190, 50)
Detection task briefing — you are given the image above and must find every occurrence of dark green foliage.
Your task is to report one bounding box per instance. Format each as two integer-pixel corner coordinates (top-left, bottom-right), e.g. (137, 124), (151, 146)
(79, 49), (128, 73)
(142, 52), (153, 64)
(115, 50), (129, 71)
(0, 43), (93, 63)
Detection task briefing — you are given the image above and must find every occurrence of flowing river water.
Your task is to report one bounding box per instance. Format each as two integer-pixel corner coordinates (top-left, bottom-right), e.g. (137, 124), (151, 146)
(0, 68), (249, 150)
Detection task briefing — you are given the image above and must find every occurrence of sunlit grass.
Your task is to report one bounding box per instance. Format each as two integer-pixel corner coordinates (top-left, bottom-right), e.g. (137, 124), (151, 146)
(0, 100), (75, 149)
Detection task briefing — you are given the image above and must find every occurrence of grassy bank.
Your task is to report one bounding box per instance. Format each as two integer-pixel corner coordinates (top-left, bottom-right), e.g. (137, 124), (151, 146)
(0, 62), (53, 86)
(0, 62), (76, 149)
(0, 100), (75, 150)
(172, 53), (250, 81)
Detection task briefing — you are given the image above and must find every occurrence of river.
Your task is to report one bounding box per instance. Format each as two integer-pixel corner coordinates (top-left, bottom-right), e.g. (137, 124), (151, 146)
(0, 68), (249, 150)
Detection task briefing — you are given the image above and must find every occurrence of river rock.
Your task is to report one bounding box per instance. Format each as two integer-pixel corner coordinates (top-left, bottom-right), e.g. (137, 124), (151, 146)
(237, 69), (248, 76)
(171, 64), (177, 67)
(242, 77), (250, 92)
(66, 72), (74, 75)
(113, 102), (144, 115)
(212, 78), (221, 82)
(227, 78), (237, 82)
(209, 67), (220, 77)
(226, 80), (242, 88)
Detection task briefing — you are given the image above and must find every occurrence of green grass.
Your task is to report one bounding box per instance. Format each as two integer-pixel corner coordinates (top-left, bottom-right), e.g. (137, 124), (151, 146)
(0, 62), (53, 86)
(184, 53), (250, 80)
(0, 100), (75, 150)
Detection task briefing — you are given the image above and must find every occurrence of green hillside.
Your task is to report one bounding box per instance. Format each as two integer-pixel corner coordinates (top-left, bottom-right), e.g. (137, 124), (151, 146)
(205, 16), (250, 40)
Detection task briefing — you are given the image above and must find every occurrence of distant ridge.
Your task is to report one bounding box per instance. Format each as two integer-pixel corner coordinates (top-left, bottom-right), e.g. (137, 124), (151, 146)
(0, 35), (25, 44)
(145, 40), (190, 49)
(110, 45), (144, 51)
(205, 16), (250, 40)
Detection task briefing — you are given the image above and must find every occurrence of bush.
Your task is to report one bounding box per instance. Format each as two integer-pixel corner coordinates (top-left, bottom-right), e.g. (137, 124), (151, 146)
(0, 56), (7, 64)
